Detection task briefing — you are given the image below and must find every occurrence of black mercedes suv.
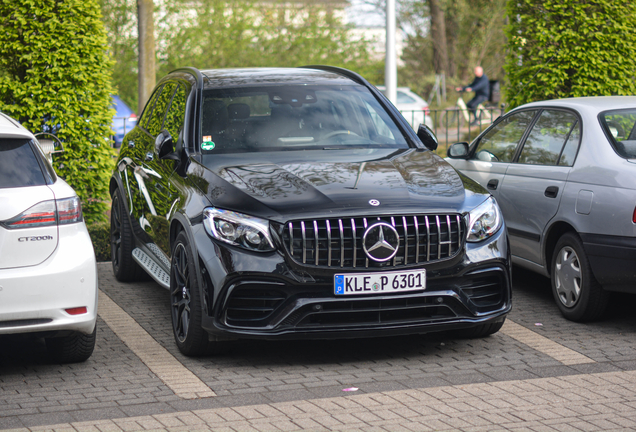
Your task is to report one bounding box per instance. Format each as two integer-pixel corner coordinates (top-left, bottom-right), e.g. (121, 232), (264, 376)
(110, 66), (511, 355)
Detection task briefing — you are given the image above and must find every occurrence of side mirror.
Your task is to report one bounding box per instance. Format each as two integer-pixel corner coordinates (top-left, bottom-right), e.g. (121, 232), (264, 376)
(416, 124), (438, 151)
(155, 129), (179, 161)
(447, 142), (469, 159)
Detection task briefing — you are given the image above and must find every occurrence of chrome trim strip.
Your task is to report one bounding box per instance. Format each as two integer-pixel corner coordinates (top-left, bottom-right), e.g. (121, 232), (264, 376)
(402, 216), (408, 265)
(314, 220), (319, 266)
(436, 215), (441, 259)
(301, 221), (307, 264)
(426, 215), (431, 261)
(351, 218), (357, 268)
(363, 218), (369, 268)
(338, 219), (344, 268)
(326, 219), (332, 266)
(289, 222), (294, 258)
(414, 216), (419, 264)
(390, 217), (396, 266)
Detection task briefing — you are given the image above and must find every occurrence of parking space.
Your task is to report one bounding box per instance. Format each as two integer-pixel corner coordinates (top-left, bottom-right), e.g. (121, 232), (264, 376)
(2, 263), (636, 431)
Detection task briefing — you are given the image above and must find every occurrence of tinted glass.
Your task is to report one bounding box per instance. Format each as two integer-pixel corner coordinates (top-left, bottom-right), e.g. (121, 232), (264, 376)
(600, 109), (636, 159)
(518, 110), (578, 165)
(0, 139), (46, 188)
(147, 82), (177, 136)
(139, 85), (164, 130)
(164, 84), (188, 140)
(200, 85), (408, 153)
(473, 110), (536, 162)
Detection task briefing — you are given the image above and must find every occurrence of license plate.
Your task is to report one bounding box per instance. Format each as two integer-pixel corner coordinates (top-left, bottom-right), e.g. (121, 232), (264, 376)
(334, 269), (426, 296)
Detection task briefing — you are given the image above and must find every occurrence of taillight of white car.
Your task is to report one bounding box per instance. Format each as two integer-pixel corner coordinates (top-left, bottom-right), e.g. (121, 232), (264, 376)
(1, 197), (82, 228)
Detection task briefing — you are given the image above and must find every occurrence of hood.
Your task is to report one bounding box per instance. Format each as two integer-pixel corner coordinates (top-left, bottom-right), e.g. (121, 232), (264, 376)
(192, 148), (488, 222)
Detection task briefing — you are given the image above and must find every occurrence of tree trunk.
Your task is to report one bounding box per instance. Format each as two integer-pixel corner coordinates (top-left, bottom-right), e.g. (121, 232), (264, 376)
(428, 0), (448, 76)
(137, 0), (155, 114)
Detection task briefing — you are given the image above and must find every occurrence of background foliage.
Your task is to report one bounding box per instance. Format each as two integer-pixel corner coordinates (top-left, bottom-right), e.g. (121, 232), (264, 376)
(505, 0), (636, 108)
(101, 0), (384, 111)
(0, 0), (116, 223)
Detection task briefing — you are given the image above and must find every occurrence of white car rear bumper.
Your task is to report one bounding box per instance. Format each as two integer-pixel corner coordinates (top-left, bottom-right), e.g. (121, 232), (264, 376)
(0, 223), (98, 335)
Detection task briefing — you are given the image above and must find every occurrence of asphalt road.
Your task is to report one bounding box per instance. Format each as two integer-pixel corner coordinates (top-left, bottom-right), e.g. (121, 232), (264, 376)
(2, 262), (636, 431)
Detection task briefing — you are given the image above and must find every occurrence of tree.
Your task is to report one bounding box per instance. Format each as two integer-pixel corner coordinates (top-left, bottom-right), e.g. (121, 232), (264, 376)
(0, 0), (116, 223)
(505, 0), (636, 108)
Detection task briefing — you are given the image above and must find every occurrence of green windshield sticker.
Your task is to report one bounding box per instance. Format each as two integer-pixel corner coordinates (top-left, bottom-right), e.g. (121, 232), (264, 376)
(201, 141), (215, 151)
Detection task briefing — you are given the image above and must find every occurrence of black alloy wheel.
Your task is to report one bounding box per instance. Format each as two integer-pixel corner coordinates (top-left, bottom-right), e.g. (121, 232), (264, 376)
(111, 189), (144, 281)
(551, 232), (609, 322)
(170, 231), (210, 356)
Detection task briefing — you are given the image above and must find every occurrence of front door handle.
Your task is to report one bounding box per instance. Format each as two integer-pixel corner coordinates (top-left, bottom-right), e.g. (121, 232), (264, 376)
(487, 179), (499, 190)
(545, 186), (559, 198)
(145, 152), (154, 162)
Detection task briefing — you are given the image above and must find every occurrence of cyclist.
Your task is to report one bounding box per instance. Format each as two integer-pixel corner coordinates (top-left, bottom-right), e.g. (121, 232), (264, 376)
(455, 66), (490, 125)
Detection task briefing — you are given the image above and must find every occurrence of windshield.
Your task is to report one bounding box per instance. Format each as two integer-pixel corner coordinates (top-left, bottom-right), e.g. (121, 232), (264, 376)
(599, 109), (636, 159)
(200, 85), (408, 153)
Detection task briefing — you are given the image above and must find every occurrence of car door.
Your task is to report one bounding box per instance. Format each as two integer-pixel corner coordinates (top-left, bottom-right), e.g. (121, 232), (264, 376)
(497, 109), (581, 265)
(450, 110), (538, 201)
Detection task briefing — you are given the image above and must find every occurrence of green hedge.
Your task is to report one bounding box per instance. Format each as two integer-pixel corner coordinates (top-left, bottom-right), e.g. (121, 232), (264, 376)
(87, 220), (111, 262)
(505, 0), (636, 108)
(0, 0), (116, 224)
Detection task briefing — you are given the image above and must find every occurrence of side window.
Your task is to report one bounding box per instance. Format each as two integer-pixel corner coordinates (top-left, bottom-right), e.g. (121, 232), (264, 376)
(473, 110), (536, 162)
(163, 84), (188, 140)
(518, 110), (579, 165)
(146, 82), (177, 136)
(558, 121), (580, 166)
(138, 85), (164, 130)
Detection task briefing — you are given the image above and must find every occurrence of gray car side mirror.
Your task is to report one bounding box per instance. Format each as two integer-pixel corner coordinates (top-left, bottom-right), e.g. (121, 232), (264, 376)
(447, 142), (469, 159)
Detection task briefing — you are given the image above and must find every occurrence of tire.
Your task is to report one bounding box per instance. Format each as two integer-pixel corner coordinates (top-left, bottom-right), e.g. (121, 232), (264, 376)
(111, 188), (145, 281)
(46, 326), (96, 363)
(170, 231), (211, 356)
(551, 232), (609, 322)
(449, 318), (505, 339)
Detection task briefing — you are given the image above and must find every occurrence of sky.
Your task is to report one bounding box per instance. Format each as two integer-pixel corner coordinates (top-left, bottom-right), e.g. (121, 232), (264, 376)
(345, 0), (385, 27)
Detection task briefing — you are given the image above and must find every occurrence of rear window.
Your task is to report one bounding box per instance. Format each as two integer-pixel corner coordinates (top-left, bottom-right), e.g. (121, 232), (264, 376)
(0, 139), (47, 188)
(599, 109), (636, 159)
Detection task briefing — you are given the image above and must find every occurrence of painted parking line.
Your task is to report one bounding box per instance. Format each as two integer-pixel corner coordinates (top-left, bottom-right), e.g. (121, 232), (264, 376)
(24, 369), (636, 431)
(98, 290), (216, 399)
(502, 320), (595, 365)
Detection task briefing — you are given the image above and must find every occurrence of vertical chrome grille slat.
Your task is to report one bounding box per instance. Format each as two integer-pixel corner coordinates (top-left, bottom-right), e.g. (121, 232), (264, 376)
(425, 216), (431, 261)
(314, 220), (319, 266)
(390, 217), (396, 266)
(351, 218), (357, 268)
(414, 216), (419, 264)
(283, 214), (464, 268)
(363, 218), (369, 268)
(301, 221), (307, 264)
(326, 220), (332, 267)
(436, 215), (441, 259)
(402, 216), (408, 265)
(338, 219), (344, 268)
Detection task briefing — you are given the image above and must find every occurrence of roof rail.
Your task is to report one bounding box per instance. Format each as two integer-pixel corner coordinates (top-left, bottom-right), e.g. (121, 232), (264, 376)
(300, 65), (366, 86)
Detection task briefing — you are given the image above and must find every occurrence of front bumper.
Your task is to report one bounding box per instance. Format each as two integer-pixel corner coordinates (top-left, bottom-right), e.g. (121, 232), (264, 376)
(194, 223), (511, 340)
(581, 233), (636, 292)
(0, 223), (98, 336)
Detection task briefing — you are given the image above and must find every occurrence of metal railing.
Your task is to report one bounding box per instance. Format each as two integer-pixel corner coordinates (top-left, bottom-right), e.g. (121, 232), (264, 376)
(400, 105), (506, 154)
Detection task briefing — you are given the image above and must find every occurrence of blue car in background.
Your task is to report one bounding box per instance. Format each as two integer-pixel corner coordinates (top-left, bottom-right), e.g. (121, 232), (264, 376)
(111, 95), (137, 148)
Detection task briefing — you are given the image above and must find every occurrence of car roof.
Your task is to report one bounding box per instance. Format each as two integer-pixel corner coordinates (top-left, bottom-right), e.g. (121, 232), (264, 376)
(200, 67), (357, 89)
(516, 96), (636, 115)
(0, 112), (35, 140)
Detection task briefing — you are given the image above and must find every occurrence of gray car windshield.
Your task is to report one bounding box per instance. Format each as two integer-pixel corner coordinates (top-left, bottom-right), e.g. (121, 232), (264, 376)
(600, 109), (636, 159)
(200, 85), (408, 153)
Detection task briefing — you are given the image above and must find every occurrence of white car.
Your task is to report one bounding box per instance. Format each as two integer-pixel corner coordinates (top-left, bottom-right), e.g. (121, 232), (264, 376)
(376, 86), (434, 130)
(0, 112), (98, 363)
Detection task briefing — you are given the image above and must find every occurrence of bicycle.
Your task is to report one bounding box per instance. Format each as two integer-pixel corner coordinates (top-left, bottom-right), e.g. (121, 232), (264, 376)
(439, 90), (493, 130)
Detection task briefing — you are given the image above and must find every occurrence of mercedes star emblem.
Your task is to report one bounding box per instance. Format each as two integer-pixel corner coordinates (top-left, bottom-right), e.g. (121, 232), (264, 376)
(369, 199), (380, 206)
(362, 222), (400, 262)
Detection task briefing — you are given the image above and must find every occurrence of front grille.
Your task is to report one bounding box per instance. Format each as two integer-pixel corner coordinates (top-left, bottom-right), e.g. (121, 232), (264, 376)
(283, 214), (464, 269)
(293, 296), (458, 328)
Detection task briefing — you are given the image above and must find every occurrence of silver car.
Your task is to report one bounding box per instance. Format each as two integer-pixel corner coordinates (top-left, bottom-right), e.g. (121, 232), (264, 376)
(446, 96), (636, 322)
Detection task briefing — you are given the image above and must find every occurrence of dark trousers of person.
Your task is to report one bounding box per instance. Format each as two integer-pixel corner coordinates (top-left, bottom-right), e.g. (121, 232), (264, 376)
(466, 95), (488, 122)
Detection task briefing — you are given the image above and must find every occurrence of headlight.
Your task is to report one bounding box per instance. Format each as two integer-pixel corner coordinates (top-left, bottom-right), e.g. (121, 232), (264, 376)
(466, 197), (503, 242)
(203, 208), (275, 252)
